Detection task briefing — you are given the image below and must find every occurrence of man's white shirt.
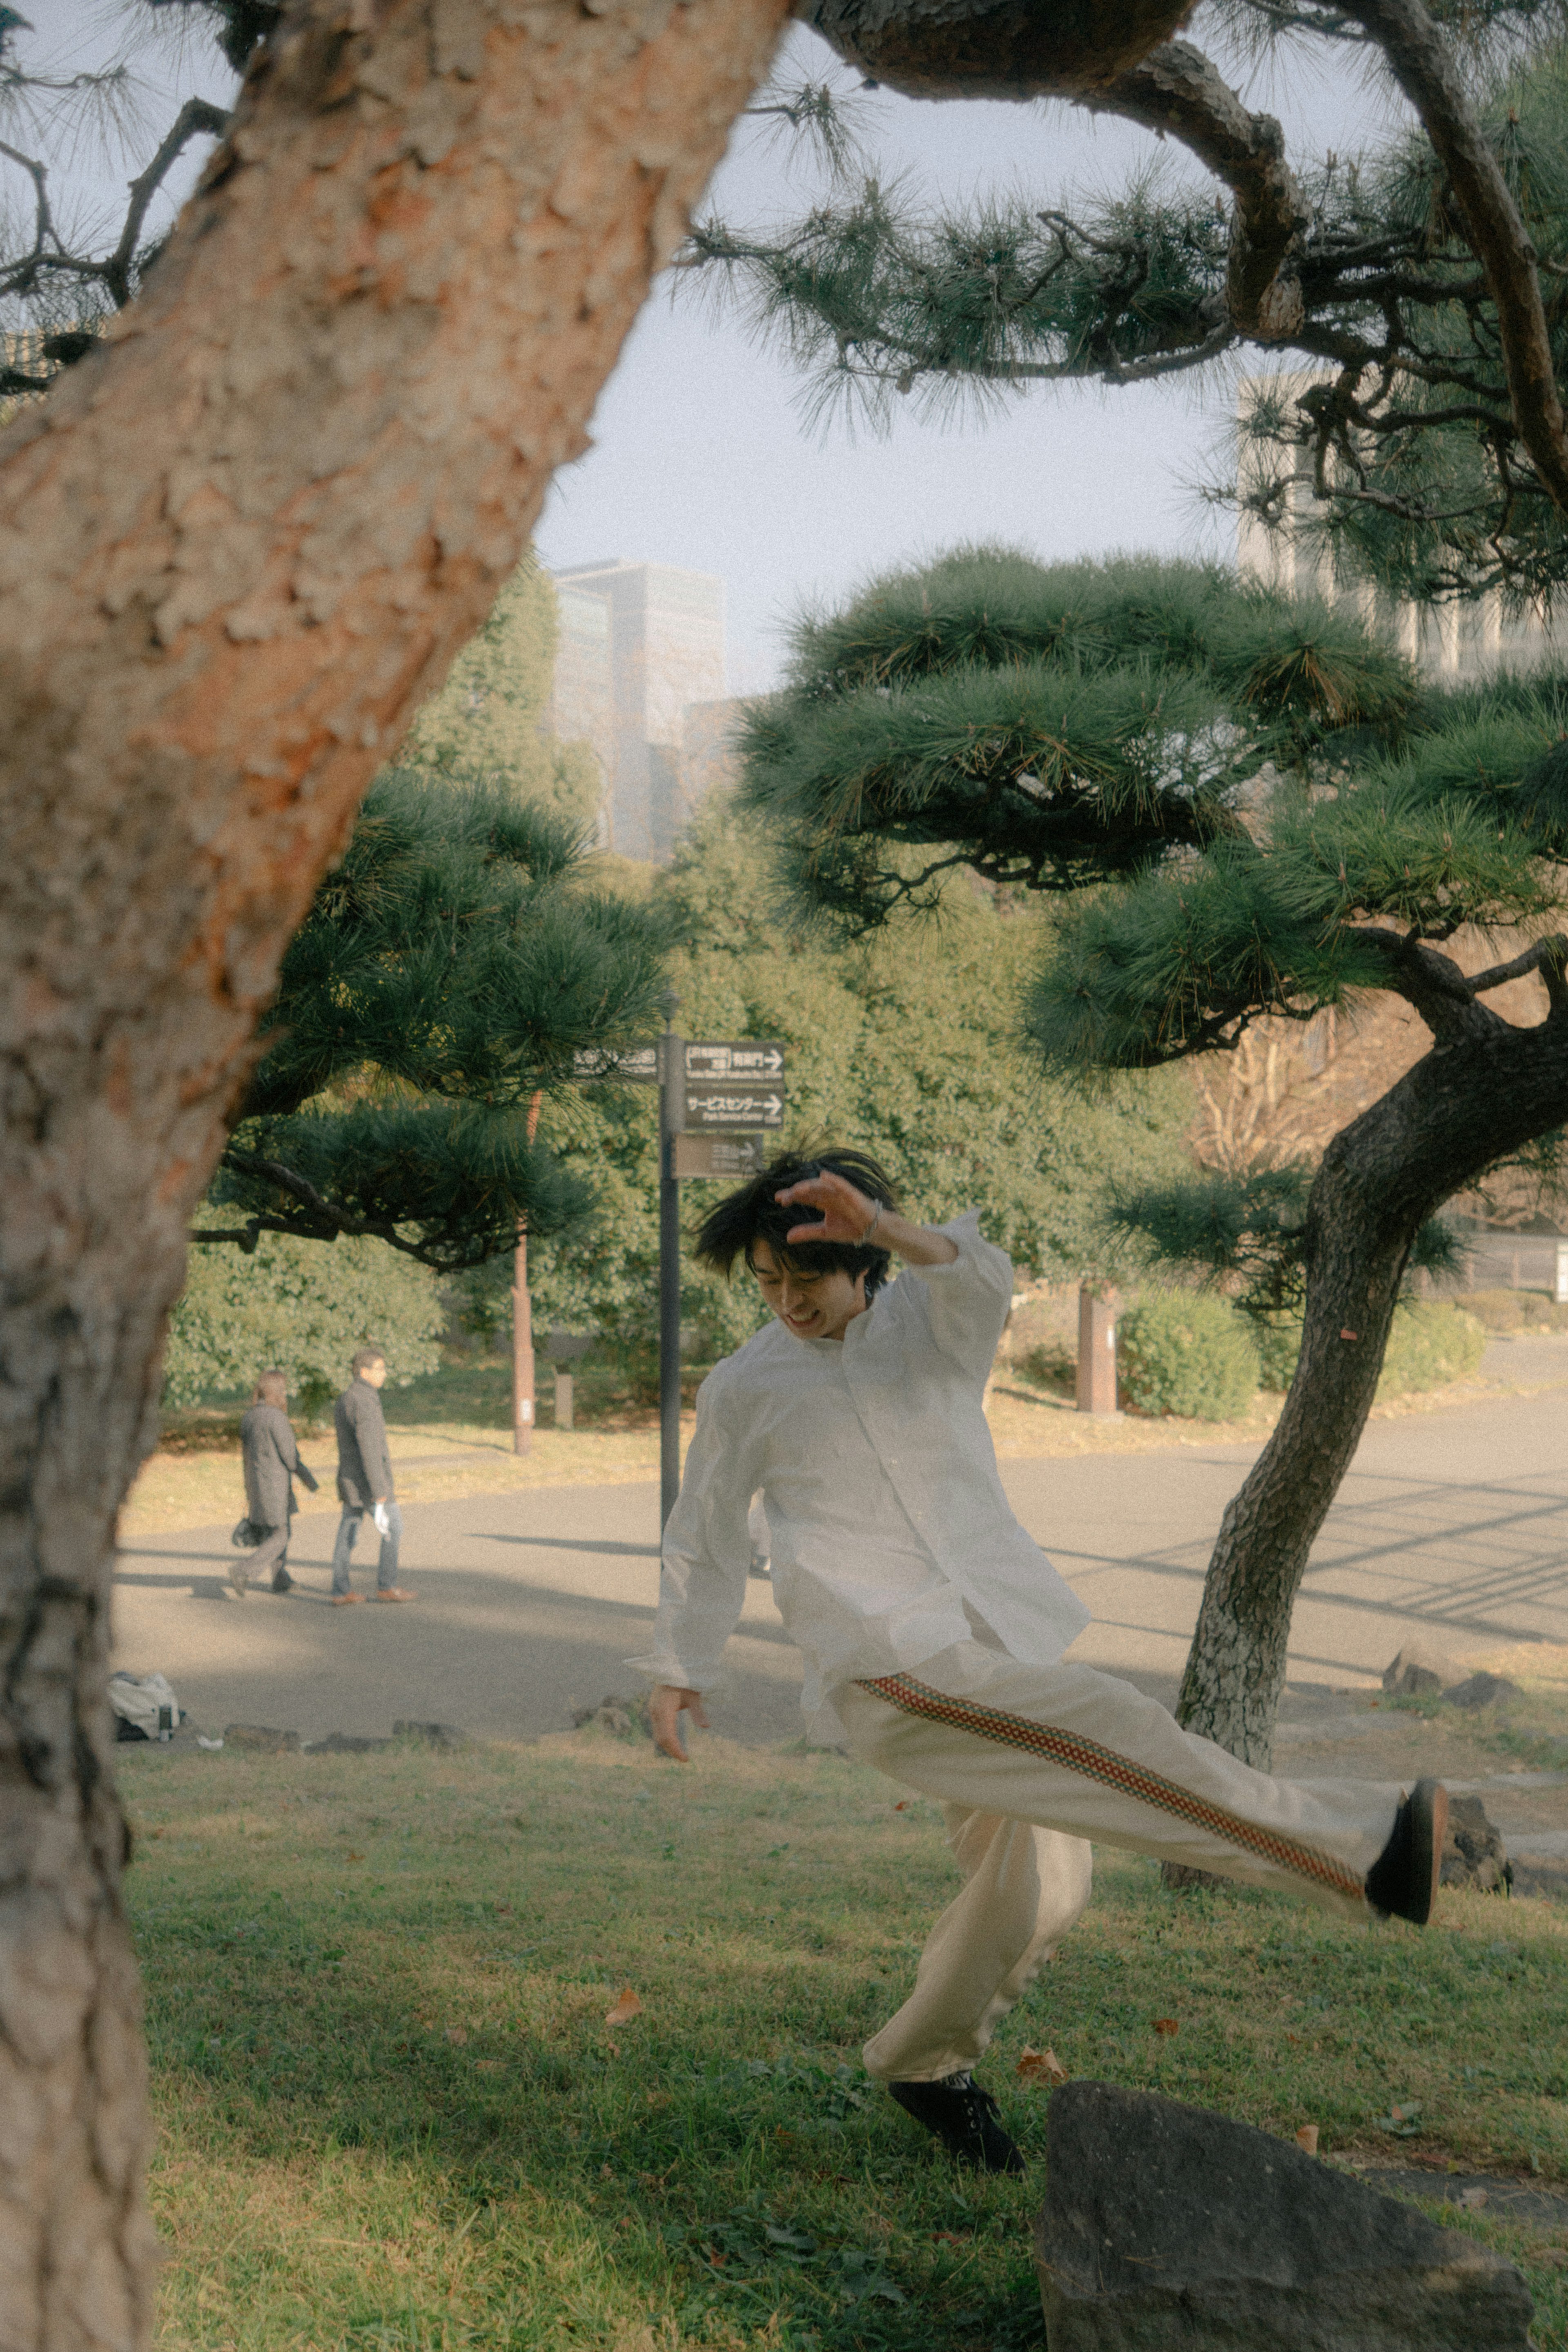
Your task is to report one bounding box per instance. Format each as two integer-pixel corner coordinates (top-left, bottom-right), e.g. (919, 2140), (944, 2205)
(628, 1211), (1090, 1727)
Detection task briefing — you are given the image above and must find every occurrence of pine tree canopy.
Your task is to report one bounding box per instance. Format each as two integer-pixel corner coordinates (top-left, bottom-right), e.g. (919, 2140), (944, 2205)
(739, 545), (1421, 928)
(691, 13), (1568, 601)
(195, 767), (669, 1271)
(743, 542), (1568, 1304)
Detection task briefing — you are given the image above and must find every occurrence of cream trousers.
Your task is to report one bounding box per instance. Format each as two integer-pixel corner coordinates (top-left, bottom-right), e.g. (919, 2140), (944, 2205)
(833, 1642), (1408, 2085)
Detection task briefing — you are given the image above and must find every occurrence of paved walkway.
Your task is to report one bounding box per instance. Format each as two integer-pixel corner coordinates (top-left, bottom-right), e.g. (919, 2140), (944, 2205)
(114, 1343), (1568, 1752)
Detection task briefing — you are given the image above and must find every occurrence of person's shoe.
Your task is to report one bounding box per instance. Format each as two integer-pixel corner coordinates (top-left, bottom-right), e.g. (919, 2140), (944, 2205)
(271, 1570), (294, 1594)
(228, 1568), (248, 1599)
(888, 2072), (1025, 2174)
(330, 1592), (364, 1606)
(1365, 1779), (1449, 1925)
(371, 1587), (412, 1602)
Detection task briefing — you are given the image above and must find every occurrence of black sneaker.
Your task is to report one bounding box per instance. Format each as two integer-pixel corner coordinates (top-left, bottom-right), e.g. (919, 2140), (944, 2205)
(271, 1569), (294, 1594)
(888, 2072), (1025, 2174)
(1365, 1779), (1448, 1925)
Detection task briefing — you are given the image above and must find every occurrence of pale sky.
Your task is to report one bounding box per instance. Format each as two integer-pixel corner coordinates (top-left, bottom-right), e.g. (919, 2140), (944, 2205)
(19, 1), (1405, 688)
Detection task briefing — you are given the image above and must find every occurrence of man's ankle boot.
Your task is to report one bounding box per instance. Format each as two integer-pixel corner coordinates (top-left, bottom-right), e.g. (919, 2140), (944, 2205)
(888, 2072), (1025, 2174)
(1365, 1779), (1448, 1925)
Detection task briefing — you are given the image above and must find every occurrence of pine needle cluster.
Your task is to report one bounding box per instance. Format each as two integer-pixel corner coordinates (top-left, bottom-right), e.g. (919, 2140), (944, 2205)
(201, 767), (668, 1271)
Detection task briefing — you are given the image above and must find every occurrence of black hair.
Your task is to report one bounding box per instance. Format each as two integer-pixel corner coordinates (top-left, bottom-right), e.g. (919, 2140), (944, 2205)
(691, 1145), (899, 1303)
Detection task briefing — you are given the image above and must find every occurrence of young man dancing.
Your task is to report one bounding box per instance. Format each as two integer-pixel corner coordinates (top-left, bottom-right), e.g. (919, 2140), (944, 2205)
(631, 1149), (1447, 2176)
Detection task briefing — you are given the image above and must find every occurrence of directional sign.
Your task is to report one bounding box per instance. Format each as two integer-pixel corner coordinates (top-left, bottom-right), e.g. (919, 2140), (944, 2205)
(684, 1084), (785, 1130)
(685, 1039), (785, 1081)
(572, 1046), (657, 1085)
(673, 1132), (768, 1180)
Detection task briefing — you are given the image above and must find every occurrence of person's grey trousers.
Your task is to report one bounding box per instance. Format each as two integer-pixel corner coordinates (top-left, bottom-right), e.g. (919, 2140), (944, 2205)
(234, 1522), (291, 1592)
(330, 1500), (402, 1594)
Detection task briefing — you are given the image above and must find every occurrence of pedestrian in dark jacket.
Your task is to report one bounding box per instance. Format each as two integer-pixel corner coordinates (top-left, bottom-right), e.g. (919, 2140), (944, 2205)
(331, 1347), (412, 1604)
(234, 1371), (318, 1598)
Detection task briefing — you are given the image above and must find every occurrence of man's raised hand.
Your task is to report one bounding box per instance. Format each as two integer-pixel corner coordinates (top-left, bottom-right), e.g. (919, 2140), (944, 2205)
(650, 1683), (709, 1762)
(776, 1170), (878, 1246)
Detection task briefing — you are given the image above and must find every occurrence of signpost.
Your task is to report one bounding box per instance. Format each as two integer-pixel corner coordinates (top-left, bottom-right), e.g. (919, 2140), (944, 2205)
(574, 1017), (787, 1523)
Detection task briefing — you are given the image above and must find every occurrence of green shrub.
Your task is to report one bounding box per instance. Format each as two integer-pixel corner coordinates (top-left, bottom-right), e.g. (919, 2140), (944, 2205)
(164, 1233), (445, 1418)
(1377, 1302), (1486, 1397)
(1117, 1291), (1260, 1421)
(1249, 1301), (1485, 1396)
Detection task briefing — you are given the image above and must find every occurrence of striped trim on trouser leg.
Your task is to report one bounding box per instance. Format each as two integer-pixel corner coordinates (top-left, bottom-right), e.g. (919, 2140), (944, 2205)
(855, 1671), (1366, 1907)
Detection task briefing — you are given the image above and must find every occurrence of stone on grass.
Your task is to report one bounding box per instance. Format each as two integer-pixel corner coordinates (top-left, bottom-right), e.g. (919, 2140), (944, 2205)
(1442, 1672), (1523, 1710)
(570, 1692), (650, 1738)
(303, 1731), (392, 1755)
(1036, 2082), (1532, 2349)
(1441, 1795), (1510, 1893)
(1382, 1642), (1459, 1698)
(392, 1719), (470, 1750)
(222, 1723), (301, 1754)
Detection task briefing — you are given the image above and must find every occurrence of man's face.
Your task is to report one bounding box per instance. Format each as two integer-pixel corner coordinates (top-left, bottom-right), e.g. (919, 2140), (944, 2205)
(750, 1239), (867, 1344)
(360, 1358), (388, 1389)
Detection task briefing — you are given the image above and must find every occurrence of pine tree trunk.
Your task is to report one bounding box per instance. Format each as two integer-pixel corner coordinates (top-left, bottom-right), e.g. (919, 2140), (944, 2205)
(1175, 980), (1568, 1775)
(0, 0), (788, 2334)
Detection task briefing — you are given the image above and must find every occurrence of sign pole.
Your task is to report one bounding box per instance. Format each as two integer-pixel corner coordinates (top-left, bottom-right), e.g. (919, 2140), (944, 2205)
(659, 991), (682, 1527)
(511, 1090), (543, 1455)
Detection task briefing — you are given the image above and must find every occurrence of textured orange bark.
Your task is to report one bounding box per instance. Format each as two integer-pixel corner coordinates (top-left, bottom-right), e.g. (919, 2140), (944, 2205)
(0, 0), (786, 2337)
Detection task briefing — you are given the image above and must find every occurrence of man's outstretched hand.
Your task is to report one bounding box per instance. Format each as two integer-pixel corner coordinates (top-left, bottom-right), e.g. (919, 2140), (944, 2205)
(775, 1169), (878, 1245)
(650, 1683), (710, 1761)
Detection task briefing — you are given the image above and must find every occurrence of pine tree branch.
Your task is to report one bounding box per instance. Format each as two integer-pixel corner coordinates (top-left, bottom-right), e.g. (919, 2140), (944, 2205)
(1082, 41), (1311, 339)
(106, 96), (230, 305)
(1339, 0), (1568, 515)
(1457, 931), (1568, 997)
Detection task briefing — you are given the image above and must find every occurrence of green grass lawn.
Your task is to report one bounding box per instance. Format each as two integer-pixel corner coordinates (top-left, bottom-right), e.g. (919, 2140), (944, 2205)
(125, 1730), (1568, 2351)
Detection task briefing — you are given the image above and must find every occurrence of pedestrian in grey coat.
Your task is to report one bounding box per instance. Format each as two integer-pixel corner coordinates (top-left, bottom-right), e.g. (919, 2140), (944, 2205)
(330, 1346), (412, 1604)
(234, 1371), (318, 1598)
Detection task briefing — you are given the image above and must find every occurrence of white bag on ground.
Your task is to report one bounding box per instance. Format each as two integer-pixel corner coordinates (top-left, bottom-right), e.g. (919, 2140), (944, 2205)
(109, 1671), (180, 1742)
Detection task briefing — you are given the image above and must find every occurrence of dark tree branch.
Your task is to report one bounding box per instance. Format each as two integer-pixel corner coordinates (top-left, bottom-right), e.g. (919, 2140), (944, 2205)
(1340, 0), (1568, 515)
(1081, 42), (1311, 339)
(107, 97), (230, 306)
(1459, 930), (1568, 997)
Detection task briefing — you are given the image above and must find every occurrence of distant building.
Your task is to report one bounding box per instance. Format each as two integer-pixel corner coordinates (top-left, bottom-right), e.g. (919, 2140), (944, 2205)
(550, 561), (727, 859)
(1237, 373), (1568, 683)
(677, 696), (750, 834)
(551, 580), (617, 820)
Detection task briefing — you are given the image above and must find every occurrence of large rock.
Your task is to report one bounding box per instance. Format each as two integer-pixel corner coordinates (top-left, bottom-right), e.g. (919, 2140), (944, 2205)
(1036, 2083), (1532, 2349)
(1442, 1672), (1522, 1711)
(1441, 1795), (1510, 1894)
(1382, 1641), (1459, 1698)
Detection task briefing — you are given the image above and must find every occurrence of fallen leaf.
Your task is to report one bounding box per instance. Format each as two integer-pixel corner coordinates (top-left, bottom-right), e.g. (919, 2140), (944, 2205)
(1016, 2045), (1069, 2086)
(476, 2059), (503, 2075)
(444, 2026), (468, 2046)
(893, 1801), (907, 1812)
(1296, 2124), (1319, 2156)
(1285, 2033), (1301, 2046)
(1152, 2019), (1179, 2038)
(345, 1851), (364, 1863)
(605, 1986), (643, 2027)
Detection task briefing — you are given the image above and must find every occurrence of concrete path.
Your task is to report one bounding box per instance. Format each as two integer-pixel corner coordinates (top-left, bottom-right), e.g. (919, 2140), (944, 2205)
(114, 1344), (1568, 1752)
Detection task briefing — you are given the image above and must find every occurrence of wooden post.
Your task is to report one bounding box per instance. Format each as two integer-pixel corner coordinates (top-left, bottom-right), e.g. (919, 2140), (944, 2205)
(659, 992), (682, 1527)
(512, 1091), (543, 1456)
(1076, 1286), (1119, 1416)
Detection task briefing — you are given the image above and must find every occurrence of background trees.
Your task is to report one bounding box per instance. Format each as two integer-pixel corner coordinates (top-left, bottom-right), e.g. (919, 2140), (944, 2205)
(737, 542), (1568, 1762)
(189, 758), (664, 1273)
(473, 786), (1193, 1376)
